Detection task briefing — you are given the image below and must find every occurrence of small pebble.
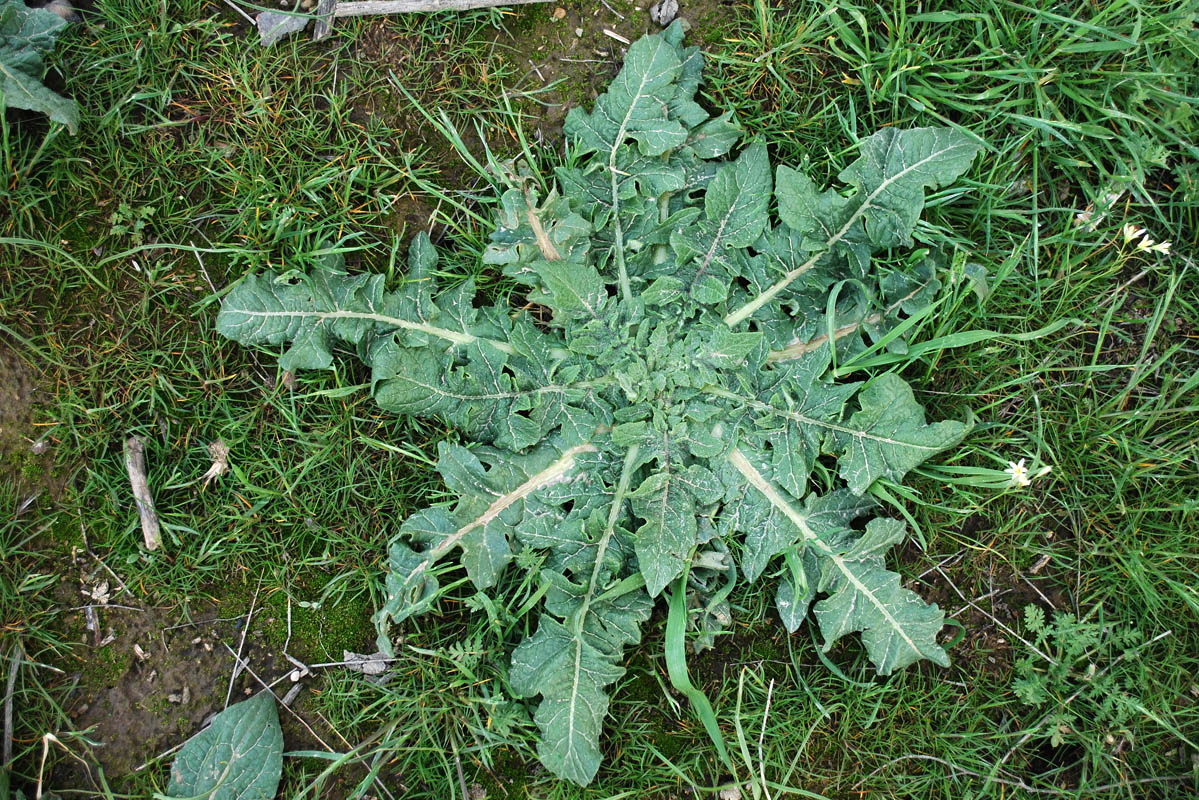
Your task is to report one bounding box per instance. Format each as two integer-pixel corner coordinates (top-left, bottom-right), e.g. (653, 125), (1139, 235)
(552, 7), (566, 19)
(575, 27), (583, 37)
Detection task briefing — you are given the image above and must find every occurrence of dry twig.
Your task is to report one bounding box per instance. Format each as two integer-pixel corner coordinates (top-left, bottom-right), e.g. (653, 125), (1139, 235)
(123, 436), (162, 551)
(334, 0), (548, 17)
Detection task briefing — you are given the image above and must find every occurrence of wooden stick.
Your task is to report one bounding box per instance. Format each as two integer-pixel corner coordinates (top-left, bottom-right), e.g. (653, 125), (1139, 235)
(312, 0), (337, 40)
(333, 0), (549, 18)
(3, 644), (20, 770)
(123, 437), (162, 551)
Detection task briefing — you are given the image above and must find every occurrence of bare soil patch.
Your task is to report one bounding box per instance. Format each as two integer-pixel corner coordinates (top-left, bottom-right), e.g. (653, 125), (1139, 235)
(0, 345), (50, 491)
(53, 588), (369, 793)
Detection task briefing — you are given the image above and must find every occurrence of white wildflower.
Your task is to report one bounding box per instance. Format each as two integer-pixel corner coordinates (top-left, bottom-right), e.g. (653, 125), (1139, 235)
(1003, 459), (1052, 489)
(1005, 459), (1032, 488)
(1123, 223), (1172, 255)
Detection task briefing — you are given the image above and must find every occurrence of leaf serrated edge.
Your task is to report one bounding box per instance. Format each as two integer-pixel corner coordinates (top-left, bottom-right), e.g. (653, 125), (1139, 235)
(392, 443), (597, 593)
(724, 136), (979, 327)
(726, 447), (931, 663)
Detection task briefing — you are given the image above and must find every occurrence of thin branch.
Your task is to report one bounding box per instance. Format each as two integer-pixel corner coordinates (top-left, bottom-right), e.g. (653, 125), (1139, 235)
(3, 644), (20, 769)
(123, 437), (161, 551)
(224, 584), (260, 709)
(334, 0), (549, 17)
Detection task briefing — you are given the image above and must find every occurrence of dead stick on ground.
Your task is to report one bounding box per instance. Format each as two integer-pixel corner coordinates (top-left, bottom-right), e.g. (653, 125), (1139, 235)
(312, 0), (336, 39)
(3, 644), (20, 770)
(224, 584), (260, 709)
(123, 437), (162, 551)
(333, 0), (549, 17)
(221, 644), (342, 752)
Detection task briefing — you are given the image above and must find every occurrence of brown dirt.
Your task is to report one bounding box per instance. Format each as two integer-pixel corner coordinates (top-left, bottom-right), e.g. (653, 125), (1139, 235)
(53, 593), (359, 793)
(0, 343), (66, 499)
(503, 0), (733, 139)
(0, 346), (38, 472)
(351, 0), (730, 163)
(915, 536), (1071, 681)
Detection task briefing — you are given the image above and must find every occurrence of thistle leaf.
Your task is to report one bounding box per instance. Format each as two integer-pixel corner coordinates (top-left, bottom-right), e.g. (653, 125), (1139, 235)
(565, 33), (687, 157)
(630, 470), (697, 597)
(814, 518), (950, 673)
(835, 373), (967, 494)
(840, 127), (983, 248)
(0, 0), (78, 132)
(727, 449), (948, 674)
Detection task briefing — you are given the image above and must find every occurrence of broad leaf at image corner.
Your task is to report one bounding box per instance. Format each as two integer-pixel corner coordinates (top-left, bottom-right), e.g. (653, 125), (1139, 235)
(167, 692), (283, 800)
(0, 0), (78, 132)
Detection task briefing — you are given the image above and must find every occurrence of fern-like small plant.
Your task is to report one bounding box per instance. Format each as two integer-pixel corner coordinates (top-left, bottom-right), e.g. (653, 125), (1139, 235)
(1013, 604), (1146, 750)
(216, 23), (981, 785)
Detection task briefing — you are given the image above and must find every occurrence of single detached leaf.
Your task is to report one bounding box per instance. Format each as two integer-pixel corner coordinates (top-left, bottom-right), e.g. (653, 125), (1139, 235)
(168, 693), (283, 800)
(0, 0), (78, 132)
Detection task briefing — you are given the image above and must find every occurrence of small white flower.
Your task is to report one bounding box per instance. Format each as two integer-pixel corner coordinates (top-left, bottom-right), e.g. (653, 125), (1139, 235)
(1005, 459), (1032, 488)
(1123, 223), (1173, 255)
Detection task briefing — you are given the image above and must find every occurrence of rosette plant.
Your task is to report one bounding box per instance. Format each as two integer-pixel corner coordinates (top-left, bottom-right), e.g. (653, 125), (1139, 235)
(216, 22), (981, 785)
